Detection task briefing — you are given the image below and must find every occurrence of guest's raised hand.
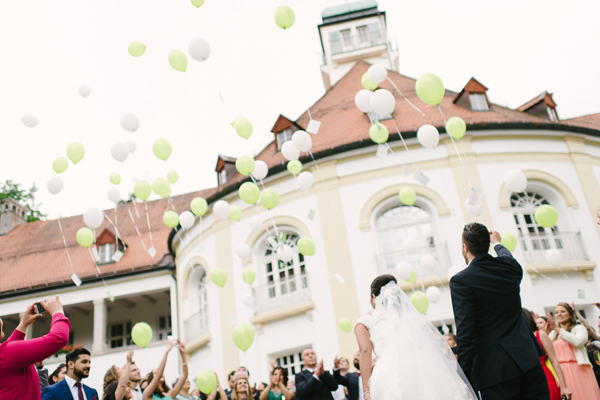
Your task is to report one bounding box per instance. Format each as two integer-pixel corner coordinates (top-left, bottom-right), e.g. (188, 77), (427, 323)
(546, 312), (557, 333)
(166, 339), (175, 352)
(489, 231), (501, 244)
(19, 302), (43, 328)
(334, 356), (340, 369)
(41, 295), (64, 316)
(126, 350), (134, 363)
(176, 340), (187, 354)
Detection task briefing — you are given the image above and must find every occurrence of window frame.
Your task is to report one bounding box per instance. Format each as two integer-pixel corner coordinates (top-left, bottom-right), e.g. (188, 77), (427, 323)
(468, 93), (489, 111)
(276, 128), (293, 150)
(274, 349), (306, 377)
(98, 242), (116, 264)
(107, 321), (132, 349)
(156, 315), (172, 342)
(547, 106), (558, 122)
(356, 25), (369, 43)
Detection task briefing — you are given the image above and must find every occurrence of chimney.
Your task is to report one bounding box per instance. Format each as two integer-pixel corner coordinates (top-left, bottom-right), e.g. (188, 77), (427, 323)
(0, 198), (29, 235)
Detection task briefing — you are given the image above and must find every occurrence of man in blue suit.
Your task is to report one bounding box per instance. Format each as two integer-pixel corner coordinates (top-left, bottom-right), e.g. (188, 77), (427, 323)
(43, 348), (98, 400)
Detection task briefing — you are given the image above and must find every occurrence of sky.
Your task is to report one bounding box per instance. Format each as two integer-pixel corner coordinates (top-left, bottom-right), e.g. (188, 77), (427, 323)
(1, 0), (599, 219)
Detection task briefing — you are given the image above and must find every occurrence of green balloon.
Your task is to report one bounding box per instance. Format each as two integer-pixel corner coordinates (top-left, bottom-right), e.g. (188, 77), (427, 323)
(361, 72), (378, 91)
(415, 73), (445, 106)
(235, 156), (255, 176)
(211, 267), (227, 287)
(338, 317), (353, 333)
(76, 227), (94, 248)
(191, 197), (208, 216)
(239, 182), (260, 205)
(297, 237), (315, 256)
(234, 118), (253, 139)
(232, 323), (255, 352)
(196, 371), (217, 395)
(53, 157), (68, 174)
(153, 138), (172, 161)
(446, 116), (466, 139)
(261, 189), (280, 210)
(128, 41), (146, 57)
(242, 268), (256, 285)
(287, 160), (302, 175)
(405, 269), (417, 284)
(229, 205), (241, 221)
(169, 50), (188, 72)
(131, 322), (153, 348)
(535, 205), (558, 228)
(410, 291), (429, 314)
(167, 170), (179, 184)
(274, 5), (295, 29)
(230, 117), (242, 128)
(501, 232), (517, 252)
(109, 173), (121, 185)
(67, 142), (85, 165)
(399, 187), (416, 206)
(190, 0), (205, 7)
(152, 178), (171, 198)
(163, 211), (179, 228)
(369, 123), (389, 144)
(134, 180), (151, 201)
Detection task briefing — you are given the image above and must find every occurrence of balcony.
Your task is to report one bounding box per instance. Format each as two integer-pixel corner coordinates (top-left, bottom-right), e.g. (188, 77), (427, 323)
(329, 31), (386, 57)
(375, 243), (452, 285)
(253, 274), (311, 315)
(521, 231), (588, 264)
(183, 310), (209, 343)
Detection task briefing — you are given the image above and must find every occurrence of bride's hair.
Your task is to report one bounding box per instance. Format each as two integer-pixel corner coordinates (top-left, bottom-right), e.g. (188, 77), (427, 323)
(370, 274), (397, 297)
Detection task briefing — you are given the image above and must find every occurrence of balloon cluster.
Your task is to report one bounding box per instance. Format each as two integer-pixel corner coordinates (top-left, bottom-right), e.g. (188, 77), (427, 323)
(128, 34), (210, 72)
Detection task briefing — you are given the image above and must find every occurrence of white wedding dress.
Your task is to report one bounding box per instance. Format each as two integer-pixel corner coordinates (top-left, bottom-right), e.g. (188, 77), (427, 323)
(356, 283), (478, 400)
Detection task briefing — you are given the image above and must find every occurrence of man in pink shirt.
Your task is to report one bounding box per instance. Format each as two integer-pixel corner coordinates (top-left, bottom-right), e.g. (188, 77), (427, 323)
(0, 295), (70, 399)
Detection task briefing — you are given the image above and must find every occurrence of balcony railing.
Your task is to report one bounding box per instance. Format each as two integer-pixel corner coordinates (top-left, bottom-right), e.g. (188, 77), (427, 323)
(521, 231), (588, 264)
(375, 243), (452, 280)
(330, 32), (386, 55)
(183, 310), (209, 343)
(253, 274), (311, 314)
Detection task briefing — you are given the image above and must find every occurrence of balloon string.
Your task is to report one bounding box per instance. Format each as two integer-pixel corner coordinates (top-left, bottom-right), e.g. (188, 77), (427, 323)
(307, 108), (313, 121)
(132, 198), (141, 219)
(525, 263), (553, 281)
(389, 120), (418, 169)
(57, 218), (76, 275)
(437, 106), (473, 189)
(103, 212), (123, 243)
(125, 202), (149, 253)
(144, 202), (155, 249)
(386, 77), (425, 116)
(249, 175), (276, 236)
(87, 247), (112, 294)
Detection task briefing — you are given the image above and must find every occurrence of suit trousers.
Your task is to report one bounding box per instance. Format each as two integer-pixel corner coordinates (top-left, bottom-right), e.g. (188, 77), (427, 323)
(480, 363), (551, 400)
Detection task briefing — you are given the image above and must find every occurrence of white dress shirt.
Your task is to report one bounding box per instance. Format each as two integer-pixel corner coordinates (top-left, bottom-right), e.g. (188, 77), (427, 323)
(304, 367), (320, 381)
(131, 383), (143, 400)
(64, 375), (88, 400)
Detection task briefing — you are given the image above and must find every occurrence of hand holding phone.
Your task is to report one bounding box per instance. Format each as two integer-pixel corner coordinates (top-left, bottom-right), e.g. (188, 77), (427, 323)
(35, 303), (46, 314)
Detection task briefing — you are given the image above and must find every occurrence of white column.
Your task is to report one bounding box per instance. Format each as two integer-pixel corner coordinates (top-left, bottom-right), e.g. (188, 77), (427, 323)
(92, 299), (106, 355)
(18, 312), (32, 340)
(169, 278), (179, 340)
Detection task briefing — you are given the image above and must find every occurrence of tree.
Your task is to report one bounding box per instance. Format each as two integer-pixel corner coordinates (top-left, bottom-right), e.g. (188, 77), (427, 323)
(0, 180), (46, 222)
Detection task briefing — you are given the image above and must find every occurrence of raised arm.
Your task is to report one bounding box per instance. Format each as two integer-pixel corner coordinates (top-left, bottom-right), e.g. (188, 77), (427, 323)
(278, 378), (295, 400)
(538, 331), (571, 400)
(115, 351), (134, 400)
(450, 275), (476, 386)
(355, 323), (372, 400)
(260, 373), (274, 400)
(144, 341), (175, 400)
(575, 308), (600, 341)
(167, 341), (189, 398)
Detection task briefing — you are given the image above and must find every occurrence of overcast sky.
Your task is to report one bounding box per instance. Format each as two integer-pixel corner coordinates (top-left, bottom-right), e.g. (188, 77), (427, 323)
(1, 0), (599, 219)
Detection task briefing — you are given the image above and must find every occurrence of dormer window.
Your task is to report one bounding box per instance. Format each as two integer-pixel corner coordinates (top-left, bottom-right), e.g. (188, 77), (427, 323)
(368, 112), (392, 123)
(218, 169), (228, 186)
(276, 128), (293, 150)
(469, 93), (489, 111)
(99, 243), (115, 264)
(547, 107), (558, 122)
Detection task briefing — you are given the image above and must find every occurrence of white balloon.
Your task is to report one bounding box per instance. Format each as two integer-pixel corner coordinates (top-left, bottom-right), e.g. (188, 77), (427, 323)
(402, 237), (420, 253)
(416, 124), (440, 149)
(110, 142), (129, 163)
(121, 113), (140, 132)
(292, 130), (312, 152)
(367, 64), (388, 83)
(298, 172), (315, 191)
(249, 217), (263, 231)
(464, 198), (483, 217)
(447, 265), (466, 280)
(78, 85), (91, 98)
(213, 200), (230, 220)
(281, 141), (300, 161)
(545, 249), (563, 267)
(47, 177), (64, 195)
(242, 293), (255, 306)
(179, 211), (195, 229)
(354, 90), (373, 113)
(235, 243), (251, 259)
(504, 169), (527, 193)
(396, 261), (413, 280)
(188, 37), (211, 61)
(83, 207), (104, 229)
(21, 114), (38, 128)
(420, 254), (437, 274)
(252, 160), (268, 181)
(126, 140), (137, 153)
(107, 187), (121, 203)
(277, 244), (294, 263)
(425, 286), (441, 303)
(370, 89), (395, 115)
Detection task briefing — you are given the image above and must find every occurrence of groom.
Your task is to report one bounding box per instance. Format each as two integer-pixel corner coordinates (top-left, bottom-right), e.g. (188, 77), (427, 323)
(450, 223), (550, 400)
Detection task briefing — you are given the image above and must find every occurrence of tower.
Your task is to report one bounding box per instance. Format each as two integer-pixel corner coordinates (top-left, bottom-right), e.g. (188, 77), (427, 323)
(0, 198), (29, 235)
(318, 0), (399, 90)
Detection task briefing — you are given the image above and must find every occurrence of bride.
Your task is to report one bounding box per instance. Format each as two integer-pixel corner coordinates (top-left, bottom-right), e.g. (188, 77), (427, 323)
(355, 274), (478, 400)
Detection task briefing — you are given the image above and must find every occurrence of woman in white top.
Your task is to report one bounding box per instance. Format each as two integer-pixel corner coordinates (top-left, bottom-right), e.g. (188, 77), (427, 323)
(547, 302), (600, 400)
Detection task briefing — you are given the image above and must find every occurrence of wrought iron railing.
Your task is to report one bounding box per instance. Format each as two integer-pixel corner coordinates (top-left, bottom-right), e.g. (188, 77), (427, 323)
(253, 274), (311, 314)
(520, 231), (588, 264)
(183, 310), (209, 343)
(375, 243), (452, 279)
(330, 32), (386, 55)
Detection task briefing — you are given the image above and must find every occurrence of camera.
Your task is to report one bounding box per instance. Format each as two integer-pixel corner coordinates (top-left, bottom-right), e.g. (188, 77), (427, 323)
(35, 302), (46, 314)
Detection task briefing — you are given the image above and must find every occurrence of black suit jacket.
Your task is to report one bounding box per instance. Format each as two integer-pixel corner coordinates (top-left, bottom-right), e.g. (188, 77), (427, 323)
(295, 369), (338, 400)
(450, 244), (544, 391)
(332, 370), (359, 400)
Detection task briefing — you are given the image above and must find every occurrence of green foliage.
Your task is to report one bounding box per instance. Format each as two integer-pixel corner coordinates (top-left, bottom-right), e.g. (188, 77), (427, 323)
(0, 180), (46, 222)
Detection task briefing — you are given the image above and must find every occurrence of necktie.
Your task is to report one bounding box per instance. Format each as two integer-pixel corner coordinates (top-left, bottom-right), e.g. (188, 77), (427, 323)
(356, 371), (361, 376)
(75, 382), (84, 400)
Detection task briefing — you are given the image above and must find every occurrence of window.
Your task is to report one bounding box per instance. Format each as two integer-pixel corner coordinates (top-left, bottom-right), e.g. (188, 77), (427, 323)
(436, 323), (454, 335)
(368, 112), (392, 123)
(157, 315), (172, 341)
(219, 169), (227, 186)
(547, 107), (558, 122)
(511, 192), (561, 252)
(276, 128), (293, 150)
(275, 350), (305, 377)
(357, 26), (369, 43)
(469, 93), (489, 111)
(107, 322), (132, 348)
(341, 29), (352, 47)
(197, 274), (209, 330)
(98, 243), (115, 264)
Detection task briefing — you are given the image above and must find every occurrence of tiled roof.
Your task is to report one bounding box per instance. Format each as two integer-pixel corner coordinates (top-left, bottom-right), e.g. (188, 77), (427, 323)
(516, 91), (557, 112)
(562, 113), (600, 131)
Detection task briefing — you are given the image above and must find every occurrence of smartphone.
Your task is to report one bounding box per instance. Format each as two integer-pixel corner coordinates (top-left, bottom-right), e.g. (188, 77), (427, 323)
(35, 302), (46, 314)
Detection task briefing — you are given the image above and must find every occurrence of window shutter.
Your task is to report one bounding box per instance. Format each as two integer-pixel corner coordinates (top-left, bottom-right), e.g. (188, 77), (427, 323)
(329, 31), (342, 55)
(367, 22), (382, 46)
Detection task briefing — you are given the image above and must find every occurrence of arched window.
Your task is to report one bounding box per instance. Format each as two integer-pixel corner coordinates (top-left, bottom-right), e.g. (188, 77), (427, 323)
(255, 231), (310, 313)
(184, 265), (209, 341)
(375, 203), (449, 279)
